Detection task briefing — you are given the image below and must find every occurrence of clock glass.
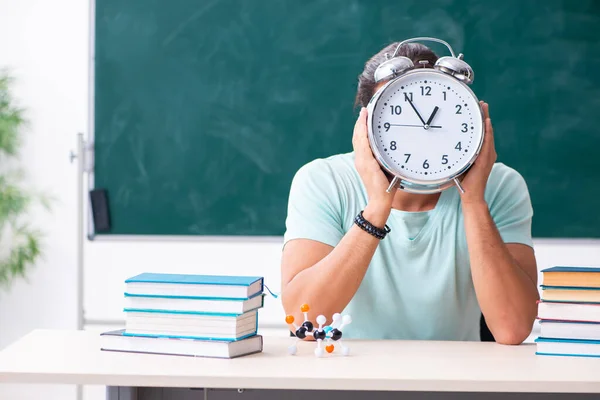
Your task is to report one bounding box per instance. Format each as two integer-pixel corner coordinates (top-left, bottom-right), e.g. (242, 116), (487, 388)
(368, 69), (484, 184)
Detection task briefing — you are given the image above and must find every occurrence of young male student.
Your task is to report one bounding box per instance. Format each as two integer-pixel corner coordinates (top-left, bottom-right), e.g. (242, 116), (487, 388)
(279, 41), (539, 345)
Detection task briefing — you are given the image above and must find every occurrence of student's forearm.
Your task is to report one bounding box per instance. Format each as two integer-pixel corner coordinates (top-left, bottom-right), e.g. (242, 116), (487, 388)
(282, 204), (389, 323)
(462, 202), (538, 344)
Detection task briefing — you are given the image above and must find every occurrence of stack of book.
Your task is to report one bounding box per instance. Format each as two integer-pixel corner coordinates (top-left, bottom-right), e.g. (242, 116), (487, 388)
(535, 266), (600, 358)
(100, 272), (265, 359)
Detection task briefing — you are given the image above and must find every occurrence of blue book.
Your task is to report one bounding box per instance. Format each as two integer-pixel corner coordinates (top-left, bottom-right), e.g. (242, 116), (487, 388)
(125, 273), (263, 299)
(123, 291), (264, 315)
(535, 337), (600, 358)
(540, 285), (600, 304)
(122, 308), (259, 341)
(541, 266), (600, 273)
(541, 266), (600, 288)
(100, 329), (263, 358)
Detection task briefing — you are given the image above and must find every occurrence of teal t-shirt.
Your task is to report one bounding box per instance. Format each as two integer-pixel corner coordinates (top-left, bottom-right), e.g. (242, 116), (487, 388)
(283, 152), (534, 341)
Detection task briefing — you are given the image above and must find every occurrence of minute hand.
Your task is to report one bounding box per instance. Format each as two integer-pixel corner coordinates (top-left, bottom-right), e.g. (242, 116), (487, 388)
(406, 98), (427, 126)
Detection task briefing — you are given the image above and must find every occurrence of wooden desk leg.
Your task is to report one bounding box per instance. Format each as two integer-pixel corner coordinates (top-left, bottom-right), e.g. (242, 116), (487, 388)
(106, 386), (137, 400)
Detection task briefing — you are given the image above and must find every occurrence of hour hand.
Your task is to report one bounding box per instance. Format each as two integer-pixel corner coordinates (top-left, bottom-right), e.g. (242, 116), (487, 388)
(426, 106), (439, 126)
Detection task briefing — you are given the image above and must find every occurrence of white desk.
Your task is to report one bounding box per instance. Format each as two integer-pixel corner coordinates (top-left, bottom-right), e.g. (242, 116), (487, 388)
(0, 329), (599, 400)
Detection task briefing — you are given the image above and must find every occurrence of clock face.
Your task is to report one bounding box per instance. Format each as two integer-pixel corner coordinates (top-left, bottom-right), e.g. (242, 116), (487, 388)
(368, 69), (484, 184)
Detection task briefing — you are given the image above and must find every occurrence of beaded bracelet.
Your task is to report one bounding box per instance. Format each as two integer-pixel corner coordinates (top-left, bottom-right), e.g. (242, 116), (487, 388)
(353, 210), (391, 240)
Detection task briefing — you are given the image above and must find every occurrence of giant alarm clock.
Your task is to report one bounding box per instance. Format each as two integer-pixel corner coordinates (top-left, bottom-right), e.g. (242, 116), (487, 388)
(366, 37), (484, 194)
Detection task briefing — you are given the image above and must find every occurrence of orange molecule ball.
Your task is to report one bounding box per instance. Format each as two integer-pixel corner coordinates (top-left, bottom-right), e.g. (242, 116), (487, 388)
(285, 315), (295, 324)
(300, 304), (310, 313)
(325, 344), (334, 353)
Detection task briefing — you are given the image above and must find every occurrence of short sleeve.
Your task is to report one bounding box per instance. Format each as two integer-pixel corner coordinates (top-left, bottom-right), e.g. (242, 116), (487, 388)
(485, 163), (534, 248)
(283, 159), (345, 248)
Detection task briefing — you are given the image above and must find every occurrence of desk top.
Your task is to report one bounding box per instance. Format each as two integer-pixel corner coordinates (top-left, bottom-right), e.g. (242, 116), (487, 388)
(0, 329), (599, 392)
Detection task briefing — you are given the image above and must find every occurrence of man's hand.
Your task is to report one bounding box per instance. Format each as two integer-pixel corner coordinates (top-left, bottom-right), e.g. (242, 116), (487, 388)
(352, 107), (394, 226)
(459, 101), (497, 205)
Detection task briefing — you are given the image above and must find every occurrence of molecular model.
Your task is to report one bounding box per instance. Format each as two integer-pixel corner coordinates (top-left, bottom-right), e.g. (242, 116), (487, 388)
(285, 304), (352, 357)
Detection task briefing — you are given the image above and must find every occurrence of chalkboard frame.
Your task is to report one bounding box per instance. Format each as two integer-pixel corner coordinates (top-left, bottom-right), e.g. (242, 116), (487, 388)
(85, 0), (600, 240)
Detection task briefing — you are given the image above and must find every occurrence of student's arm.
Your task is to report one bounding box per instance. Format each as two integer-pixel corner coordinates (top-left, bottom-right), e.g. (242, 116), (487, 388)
(281, 108), (393, 327)
(460, 102), (539, 345)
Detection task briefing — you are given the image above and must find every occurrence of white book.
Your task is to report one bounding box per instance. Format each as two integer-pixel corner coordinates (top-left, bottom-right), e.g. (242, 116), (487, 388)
(125, 309), (258, 340)
(535, 337), (600, 358)
(123, 292), (264, 314)
(537, 301), (600, 323)
(539, 320), (600, 341)
(100, 329), (263, 359)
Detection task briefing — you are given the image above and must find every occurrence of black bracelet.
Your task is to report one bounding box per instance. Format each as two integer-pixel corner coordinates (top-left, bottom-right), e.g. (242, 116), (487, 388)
(353, 210), (391, 240)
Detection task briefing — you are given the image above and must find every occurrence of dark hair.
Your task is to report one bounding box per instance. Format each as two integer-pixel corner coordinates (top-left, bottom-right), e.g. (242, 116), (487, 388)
(355, 42), (439, 108)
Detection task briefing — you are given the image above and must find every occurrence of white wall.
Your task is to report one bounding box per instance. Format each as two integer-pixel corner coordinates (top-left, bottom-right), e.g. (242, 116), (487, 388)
(0, 0), (85, 399)
(0, 1), (599, 400)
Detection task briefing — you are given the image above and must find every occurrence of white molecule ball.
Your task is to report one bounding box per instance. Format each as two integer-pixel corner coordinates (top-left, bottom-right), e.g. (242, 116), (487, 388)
(314, 347), (324, 358)
(342, 315), (352, 325)
(316, 315), (326, 325)
(332, 313), (341, 322)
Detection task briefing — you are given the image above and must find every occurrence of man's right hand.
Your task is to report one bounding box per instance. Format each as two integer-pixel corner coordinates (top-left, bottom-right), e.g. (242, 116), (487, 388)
(352, 107), (394, 227)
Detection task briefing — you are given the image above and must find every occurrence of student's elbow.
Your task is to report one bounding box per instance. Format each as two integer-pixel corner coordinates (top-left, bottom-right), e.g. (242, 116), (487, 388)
(493, 324), (531, 345)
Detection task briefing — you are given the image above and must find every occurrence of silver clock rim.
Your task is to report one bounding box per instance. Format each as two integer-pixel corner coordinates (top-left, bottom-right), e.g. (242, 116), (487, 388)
(366, 69), (485, 193)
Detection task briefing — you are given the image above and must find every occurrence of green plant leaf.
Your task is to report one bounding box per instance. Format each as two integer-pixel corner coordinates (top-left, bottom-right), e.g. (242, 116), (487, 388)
(0, 73), (26, 157)
(0, 70), (50, 291)
(0, 228), (43, 288)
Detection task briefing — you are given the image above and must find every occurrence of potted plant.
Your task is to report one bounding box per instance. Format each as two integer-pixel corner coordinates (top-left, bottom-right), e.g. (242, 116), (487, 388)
(0, 71), (49, 290)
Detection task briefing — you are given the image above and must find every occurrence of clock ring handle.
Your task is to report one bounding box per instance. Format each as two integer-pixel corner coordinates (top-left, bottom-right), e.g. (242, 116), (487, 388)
(391, 37), (456, 59)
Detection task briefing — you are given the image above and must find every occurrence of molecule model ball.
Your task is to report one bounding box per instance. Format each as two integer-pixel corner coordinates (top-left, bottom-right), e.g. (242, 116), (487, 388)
(285, 303), (352, 357)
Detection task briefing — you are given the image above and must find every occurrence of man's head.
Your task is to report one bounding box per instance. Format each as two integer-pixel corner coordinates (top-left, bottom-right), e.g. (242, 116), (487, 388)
(355, 42), (439, 108)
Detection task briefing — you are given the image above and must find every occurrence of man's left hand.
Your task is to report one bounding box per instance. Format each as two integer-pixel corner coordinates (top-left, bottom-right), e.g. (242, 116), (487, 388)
(459, 101), (497, 205)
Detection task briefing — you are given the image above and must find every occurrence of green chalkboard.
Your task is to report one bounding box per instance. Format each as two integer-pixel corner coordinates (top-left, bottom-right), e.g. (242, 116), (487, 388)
(92, 0), (600, 238)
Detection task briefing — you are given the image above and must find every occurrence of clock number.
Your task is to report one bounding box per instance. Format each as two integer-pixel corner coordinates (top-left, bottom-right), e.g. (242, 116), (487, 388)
(384, 122), (390, 131)
(404, 153), (411, 163)
(455, 104), (462, 114)
(403, 92), (413, 102)
(420, 86), (431, 96)
(441, 155), (448, 164)
(390, 105), (402, 115)
(390, 141), (397, 150)
(443, 91), (447, 101)
(455, 142), (462, 151)
(461, 123), (468, 132)
(423, 159), (429, 169)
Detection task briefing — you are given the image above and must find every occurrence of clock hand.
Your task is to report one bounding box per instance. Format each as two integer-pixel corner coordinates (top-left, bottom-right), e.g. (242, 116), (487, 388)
(425, 106), (439, 126)
(389, 123), (442, 128)
(406, 97), (427, 126)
